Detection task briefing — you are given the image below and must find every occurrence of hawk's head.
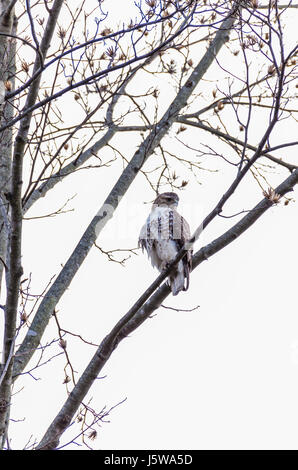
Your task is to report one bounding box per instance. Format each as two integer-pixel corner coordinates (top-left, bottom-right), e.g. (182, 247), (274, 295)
(153, 192), (179, 208)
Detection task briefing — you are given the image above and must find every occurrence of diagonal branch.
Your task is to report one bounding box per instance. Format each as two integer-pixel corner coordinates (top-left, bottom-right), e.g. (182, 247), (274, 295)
(35, 166), (298, 450)
(176, 117), (298, 173)
(0, 2), (201, 134)
(3, 1), (198, 103)
(22, 54), (159, 213)
(12, 1), (242, 380)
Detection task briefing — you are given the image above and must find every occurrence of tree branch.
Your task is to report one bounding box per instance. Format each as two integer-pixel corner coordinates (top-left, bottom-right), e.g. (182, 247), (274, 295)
(35, 166), (298, 450)
(0, 0), (64, 447)
(12, 1), (242, 379)
(176, 117), (298, 173)
(22, 54), (158, 212)
(0, 3), (199, 134)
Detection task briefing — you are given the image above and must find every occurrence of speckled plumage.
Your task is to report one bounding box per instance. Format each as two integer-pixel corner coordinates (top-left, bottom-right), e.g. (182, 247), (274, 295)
(139, 192), (192, 296)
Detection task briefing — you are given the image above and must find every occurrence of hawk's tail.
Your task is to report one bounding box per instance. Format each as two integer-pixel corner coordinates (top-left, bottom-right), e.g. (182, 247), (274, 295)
(169, 257), (191, 296)
(169, 261), (186, 296)
(182, 251), (192, 292)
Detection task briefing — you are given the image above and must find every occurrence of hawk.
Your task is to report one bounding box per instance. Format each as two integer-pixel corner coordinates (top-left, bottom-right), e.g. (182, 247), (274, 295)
(138, 192), (192, 296)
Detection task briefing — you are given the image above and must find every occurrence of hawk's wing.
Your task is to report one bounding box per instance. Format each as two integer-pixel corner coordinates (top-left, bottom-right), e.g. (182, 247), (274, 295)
(171, 208), (192, 290)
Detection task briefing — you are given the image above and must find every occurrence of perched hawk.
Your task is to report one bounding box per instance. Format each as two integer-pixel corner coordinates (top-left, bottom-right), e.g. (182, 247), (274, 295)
(139, 192), (192, 296)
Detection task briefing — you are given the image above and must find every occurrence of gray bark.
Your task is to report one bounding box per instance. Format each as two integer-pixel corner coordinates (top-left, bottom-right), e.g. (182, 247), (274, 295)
(0, 0), (64, 447)
(0, 0), (16, 447)
(0, 2), (15, 296)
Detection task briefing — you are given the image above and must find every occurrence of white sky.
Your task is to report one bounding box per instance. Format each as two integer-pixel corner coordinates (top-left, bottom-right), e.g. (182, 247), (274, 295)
(3, 0), (298, 450)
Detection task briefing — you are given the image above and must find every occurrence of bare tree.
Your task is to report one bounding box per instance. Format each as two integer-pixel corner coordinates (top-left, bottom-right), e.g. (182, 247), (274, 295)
(0, 0), (297, 450)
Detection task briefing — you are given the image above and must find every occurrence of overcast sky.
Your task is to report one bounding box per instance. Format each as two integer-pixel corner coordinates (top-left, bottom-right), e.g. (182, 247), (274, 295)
(4, 0), (298, 450)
